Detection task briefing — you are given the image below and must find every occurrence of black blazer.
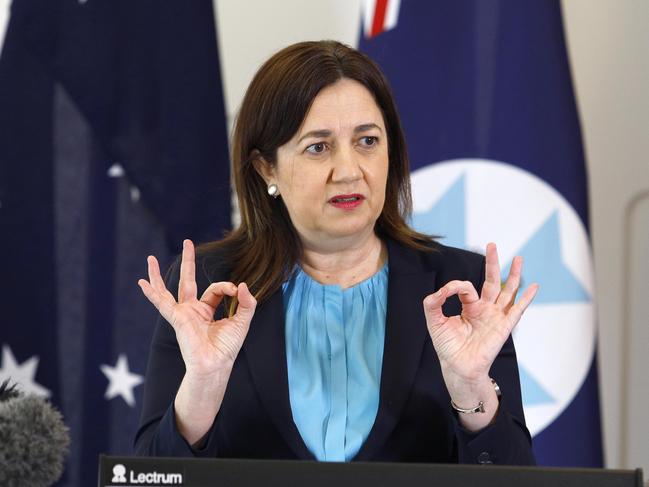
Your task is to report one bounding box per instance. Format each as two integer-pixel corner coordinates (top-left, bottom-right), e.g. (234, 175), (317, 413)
(135, 239), (534, 465)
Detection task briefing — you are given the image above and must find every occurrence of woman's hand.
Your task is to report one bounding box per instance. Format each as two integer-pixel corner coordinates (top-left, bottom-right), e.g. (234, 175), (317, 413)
(138, 239), (256, 445)
(422, 243), (538, 429)
(138, 239), (257, 377)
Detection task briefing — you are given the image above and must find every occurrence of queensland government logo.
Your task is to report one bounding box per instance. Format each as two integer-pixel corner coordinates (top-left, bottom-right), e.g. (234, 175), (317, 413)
(410, 159), (595, 436)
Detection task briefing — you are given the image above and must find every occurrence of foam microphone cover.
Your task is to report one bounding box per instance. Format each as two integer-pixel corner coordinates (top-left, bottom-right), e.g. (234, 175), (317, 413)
(0, 380), (70, 487)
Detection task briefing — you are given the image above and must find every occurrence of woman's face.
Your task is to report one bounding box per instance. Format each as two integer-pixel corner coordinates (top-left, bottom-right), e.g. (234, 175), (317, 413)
(262, 78), (389, 249)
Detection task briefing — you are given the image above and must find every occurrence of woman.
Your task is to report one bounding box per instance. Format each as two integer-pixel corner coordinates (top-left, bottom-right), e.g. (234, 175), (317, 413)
(135, 40), (538, 464)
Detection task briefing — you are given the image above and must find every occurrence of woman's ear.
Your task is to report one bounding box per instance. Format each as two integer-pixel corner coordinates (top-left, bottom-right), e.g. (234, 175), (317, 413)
(251, 153), (275, 185)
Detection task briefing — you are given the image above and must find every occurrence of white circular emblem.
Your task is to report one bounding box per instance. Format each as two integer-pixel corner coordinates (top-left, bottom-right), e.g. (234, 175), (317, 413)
(410, 159), (595, 436)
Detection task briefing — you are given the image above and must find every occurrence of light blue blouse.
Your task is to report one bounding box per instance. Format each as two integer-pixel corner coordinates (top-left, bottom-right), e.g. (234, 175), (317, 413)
(282, 263), (388, 461)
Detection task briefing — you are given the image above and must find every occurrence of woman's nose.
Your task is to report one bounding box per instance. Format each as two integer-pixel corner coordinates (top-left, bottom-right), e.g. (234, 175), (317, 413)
(331, 148), (362, 183)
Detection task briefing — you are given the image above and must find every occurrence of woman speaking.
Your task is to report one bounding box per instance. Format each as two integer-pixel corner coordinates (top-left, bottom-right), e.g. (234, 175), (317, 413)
(134, 40), (538, 464)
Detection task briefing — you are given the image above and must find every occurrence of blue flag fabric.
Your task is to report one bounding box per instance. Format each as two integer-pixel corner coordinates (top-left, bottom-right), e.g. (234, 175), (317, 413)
(0, 0), (231, 485)
(360, 0), (603, 466)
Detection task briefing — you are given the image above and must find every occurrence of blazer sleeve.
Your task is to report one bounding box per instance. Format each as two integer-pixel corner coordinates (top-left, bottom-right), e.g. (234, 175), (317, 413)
(452, 257), (536, 465)
(134, 257), (221, 458)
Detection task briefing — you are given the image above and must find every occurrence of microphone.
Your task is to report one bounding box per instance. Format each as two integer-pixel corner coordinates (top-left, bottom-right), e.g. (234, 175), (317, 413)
(0, 379), (70, 487)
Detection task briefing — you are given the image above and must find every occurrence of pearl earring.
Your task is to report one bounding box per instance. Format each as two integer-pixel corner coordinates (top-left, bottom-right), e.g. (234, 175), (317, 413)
(267, 183), (279, 198)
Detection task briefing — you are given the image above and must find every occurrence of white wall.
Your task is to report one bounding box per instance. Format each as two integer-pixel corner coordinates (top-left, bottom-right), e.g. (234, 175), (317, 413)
(561, 0), (649, 470)
(214, 0), (363, 130)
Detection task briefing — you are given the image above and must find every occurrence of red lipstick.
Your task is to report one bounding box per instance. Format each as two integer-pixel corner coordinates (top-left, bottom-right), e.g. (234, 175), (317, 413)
(328, 193), (364, 210)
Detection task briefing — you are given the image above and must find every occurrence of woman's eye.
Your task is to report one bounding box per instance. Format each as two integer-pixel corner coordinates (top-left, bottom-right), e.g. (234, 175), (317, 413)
(360, 136), (378, 146)
(306, 142), (327, 154)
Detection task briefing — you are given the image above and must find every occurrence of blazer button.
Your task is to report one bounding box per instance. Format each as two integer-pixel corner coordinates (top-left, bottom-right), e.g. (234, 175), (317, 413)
(477, 451), (493, 464)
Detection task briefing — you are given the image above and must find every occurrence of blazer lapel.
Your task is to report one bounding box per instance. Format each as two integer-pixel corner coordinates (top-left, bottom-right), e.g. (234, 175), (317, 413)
(242, 240), (438, 462)
(242, 290), (314, 460)
(354, 239), (438, 461)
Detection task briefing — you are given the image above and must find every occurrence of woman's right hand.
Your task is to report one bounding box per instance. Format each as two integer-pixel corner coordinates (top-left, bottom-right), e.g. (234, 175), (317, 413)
(138, 239), (257, 377)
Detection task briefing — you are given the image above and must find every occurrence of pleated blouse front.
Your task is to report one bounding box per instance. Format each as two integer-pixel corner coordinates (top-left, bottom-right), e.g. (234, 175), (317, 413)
(282, 263), (388, 461)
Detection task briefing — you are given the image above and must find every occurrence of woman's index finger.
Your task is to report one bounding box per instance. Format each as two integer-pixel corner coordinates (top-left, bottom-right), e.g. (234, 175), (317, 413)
(147, 255), (167, 293)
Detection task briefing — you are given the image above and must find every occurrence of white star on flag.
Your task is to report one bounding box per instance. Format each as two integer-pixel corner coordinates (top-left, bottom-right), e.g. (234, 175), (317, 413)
(107, 162), (125, 178)
(0, 344), (51, 397)
(100, 354), (144, 407)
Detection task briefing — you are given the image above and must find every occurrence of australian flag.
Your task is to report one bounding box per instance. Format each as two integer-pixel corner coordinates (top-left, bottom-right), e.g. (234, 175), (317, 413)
(0, 0), (231, 485)
(360, 0), (603, 466)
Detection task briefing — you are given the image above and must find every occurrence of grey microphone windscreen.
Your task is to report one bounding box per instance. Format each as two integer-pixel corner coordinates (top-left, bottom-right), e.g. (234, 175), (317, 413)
(0, 380), (70, 487)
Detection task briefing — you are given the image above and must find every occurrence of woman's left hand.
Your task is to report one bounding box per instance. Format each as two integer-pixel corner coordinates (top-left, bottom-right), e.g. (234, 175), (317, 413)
(422, 243), (538, 425)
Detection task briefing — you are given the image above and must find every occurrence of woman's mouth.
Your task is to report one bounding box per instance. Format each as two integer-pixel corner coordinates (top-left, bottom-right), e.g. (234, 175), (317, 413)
(329, 194), (364, 209)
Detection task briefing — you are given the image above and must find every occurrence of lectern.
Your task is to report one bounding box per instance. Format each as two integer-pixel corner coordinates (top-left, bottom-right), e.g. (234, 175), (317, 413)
(98, 455), (643, 487)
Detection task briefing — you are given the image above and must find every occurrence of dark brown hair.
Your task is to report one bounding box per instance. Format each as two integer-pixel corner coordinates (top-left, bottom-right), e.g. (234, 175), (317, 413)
(203, 40), (433, 309)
